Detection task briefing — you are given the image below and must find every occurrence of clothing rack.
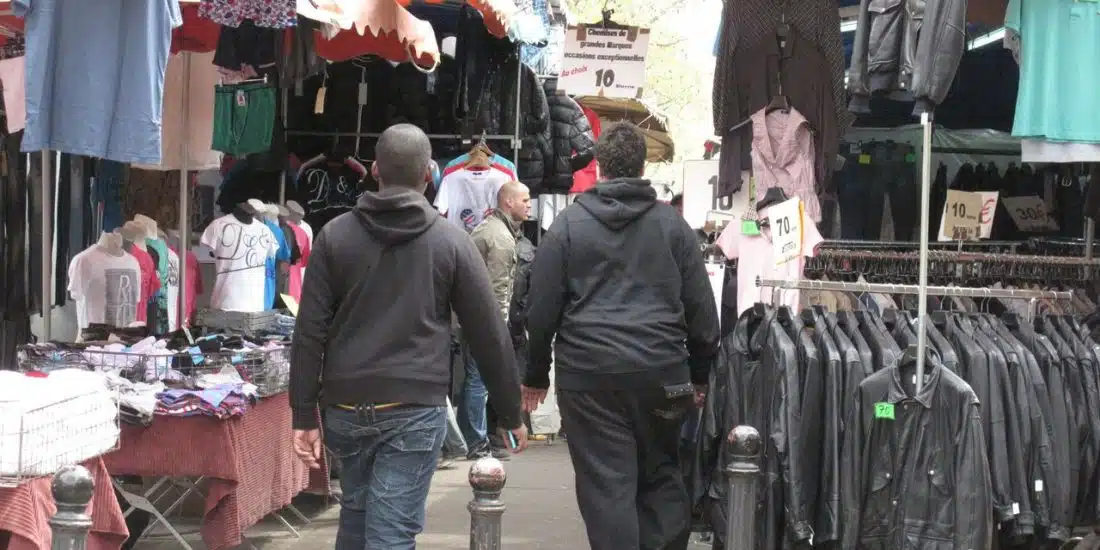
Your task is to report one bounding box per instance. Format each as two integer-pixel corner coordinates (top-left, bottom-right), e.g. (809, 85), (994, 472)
(929, 146), (1019, 156)
(814, 248), (1100, 266)
(755, 277), (1072, 324)
(819, 239), (1022, 252)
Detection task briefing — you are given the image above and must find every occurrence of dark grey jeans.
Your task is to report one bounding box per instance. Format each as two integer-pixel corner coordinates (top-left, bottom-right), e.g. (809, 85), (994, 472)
(324, 405), (446, 550)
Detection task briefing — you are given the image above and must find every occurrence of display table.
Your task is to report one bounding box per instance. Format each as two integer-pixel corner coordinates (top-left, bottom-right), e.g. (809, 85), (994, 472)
(102, 393), (328, 550)
(0, 458), (128, 550)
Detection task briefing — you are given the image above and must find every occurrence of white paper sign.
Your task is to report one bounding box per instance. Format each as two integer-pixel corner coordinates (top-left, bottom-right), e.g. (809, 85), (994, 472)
(681, 160), (750, 229)
(559, 25), (651, 99)
(1002, 195), (1059, 232)
(706, 263), (725, 324)
(767, 197), (803, 265)
(937, 191), (999, 242)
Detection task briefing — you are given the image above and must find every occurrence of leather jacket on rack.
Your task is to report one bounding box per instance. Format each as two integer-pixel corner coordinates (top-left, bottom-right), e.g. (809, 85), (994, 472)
(847, 0), (967, 115)
(779, 311), (822, 545)
(810, 309), (843, 544)
(839, 356), (991, 550)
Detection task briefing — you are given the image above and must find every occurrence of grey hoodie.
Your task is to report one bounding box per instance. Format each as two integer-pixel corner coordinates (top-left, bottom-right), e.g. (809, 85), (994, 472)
(289, 187), (522, 430)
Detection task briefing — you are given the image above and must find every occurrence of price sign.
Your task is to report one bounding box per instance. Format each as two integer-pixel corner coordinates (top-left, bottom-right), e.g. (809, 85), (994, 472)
(941, 190), (984, 241)
(559, 25), (651, 98)
(767, 197), (803, 265)
(1002, 196), (1059, 232)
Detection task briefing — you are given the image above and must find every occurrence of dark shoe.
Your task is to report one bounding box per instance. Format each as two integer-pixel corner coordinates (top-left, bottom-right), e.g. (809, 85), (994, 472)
(466, 440), (490, 460)
(437, 456), (457, 470)
(490, 447), (511, 461)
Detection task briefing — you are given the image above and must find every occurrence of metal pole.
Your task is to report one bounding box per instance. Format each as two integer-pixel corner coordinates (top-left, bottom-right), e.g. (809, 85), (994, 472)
(280, 87), (288, 205)
(724, 426), (761, 550)
(512, 45), (522, 166)
(468, 457), (506, 550)
(49, 464), (95, 550)
(41, 149), (52, 341)
(915, 112), (934, 392)
(178, 53), (191, 327)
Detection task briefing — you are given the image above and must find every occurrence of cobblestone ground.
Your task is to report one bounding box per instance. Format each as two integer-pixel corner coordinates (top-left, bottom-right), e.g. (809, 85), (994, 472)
(136, 442), (713, 549)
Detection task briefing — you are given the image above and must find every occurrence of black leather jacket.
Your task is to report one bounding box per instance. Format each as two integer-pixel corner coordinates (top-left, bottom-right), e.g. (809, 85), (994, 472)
(839, 359), (992, 550)
(847, 0), (968, 115)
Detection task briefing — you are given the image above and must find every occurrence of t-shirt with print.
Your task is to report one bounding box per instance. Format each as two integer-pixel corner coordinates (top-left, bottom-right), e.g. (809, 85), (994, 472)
(67, 245), (142, 333)
(170, 245), (203, 327)
(163, 248), (181, 332)
(435, 163), (515, 233)
(200, 214), (278, 312)
(298, 160), (369, 231)
(717, 204), (823, 317)
(14, 0), (182, 164)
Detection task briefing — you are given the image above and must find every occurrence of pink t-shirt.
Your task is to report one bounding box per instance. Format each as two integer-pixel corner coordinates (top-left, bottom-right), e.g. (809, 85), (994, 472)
(751, 107), (821, 223)
(288, 223), (311, 302)
(128, 247), (161, 324)
(718, 205), (823, 317)
(170, 246), (203, 326)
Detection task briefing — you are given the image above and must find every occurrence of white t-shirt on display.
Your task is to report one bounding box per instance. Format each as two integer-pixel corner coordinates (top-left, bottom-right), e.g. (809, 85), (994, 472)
(200, 214), (278, 312)
(717, 205), (824, 317)
(164, 248), (181, 332)
(67, 245), (143, 335)
(435, 166), (512, 233)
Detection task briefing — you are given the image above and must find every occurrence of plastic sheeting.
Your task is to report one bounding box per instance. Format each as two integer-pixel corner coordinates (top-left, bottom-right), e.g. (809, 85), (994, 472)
(843, 124), (1021, 180)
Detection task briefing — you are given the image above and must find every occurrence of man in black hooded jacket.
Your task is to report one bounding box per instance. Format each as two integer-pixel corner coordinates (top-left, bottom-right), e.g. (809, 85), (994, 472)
(522, 122), (720, 550)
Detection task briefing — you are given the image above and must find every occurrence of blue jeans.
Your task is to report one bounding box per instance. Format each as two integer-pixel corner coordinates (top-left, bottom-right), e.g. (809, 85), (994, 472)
(324, 405), (446, 550)
(457, 346), (488, 448)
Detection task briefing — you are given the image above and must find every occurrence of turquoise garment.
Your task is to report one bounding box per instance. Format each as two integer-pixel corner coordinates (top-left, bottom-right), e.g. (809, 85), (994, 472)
(262, 219), (291, 309)
(145, 238), (171, 334)
(1007, 0), (1100, 142)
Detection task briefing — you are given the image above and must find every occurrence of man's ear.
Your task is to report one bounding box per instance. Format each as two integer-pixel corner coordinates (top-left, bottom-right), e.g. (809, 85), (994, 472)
(370, 161), (379, 181)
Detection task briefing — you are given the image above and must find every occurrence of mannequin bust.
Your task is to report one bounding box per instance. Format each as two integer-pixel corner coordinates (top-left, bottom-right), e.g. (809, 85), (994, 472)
(97, 231), (124, 255)
(286, 201), (305, 223)
(277, 205), (290, 219)
(133, 214), (159, 240)
(261, 204), (279, 223)
(120, 221), (147, 251)
(246, 198), (265, 214)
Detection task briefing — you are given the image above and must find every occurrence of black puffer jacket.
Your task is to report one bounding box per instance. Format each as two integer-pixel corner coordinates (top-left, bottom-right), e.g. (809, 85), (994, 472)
(478, 57), (552, 190)
(540, 77), (596, 194)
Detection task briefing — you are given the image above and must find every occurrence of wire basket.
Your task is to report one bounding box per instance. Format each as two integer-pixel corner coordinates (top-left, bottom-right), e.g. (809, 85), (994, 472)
(0, 387), (120, 487)
(194, 309), (281, 337)
(16, 345), (290, 398)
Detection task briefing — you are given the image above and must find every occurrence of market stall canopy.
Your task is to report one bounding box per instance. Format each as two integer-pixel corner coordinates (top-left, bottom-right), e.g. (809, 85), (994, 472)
(576, 95), (675, 162)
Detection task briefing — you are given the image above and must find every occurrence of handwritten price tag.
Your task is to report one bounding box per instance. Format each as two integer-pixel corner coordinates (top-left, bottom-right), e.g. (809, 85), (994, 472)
(1002, 196), (1059, 232)
(942, 190), (983, 241)
(767, 197), (803, 265)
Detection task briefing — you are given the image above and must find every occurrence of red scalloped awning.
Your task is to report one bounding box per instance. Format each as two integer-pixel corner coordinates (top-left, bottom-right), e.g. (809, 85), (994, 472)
(394, 0), (513, 38)
(314, 0), (440, 69)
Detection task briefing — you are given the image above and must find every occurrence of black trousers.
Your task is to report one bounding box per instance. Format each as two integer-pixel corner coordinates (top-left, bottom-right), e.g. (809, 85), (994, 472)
(558, 388), (692, 550)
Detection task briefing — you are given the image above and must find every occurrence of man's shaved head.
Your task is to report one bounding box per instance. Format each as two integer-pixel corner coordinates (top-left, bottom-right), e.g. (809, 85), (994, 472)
(497, 180), (530, 222)
(373, 124), (432, 191)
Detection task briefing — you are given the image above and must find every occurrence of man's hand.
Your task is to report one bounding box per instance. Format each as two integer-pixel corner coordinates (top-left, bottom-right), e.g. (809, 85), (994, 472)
(521, 386), (548, 413)
(498, 424), (529, 454)
(293, 429), (322, 469)
(694, 385), (708, 409)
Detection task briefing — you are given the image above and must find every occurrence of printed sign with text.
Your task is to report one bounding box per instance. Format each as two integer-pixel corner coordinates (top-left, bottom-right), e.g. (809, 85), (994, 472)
(938, 190), (999, 242)
(559, 25), (651, 99)
(767, 197), (803, 265)
(1002, 196), (1059, 233)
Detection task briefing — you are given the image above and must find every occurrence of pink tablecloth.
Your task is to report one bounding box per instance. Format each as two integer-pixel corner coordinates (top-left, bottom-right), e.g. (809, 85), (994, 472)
(102, 393), (329, 550)
(0, 458), (128, 550)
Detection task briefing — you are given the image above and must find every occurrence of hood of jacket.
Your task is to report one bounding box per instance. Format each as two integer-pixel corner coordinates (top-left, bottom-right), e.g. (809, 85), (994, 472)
(354, 187), (439, 245)
(575, 178), (657, 231)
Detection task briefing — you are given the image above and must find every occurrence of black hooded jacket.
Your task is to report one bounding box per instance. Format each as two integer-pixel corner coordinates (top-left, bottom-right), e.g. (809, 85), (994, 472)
(523, 178), (720, 392)
(289, 187), (522, 431)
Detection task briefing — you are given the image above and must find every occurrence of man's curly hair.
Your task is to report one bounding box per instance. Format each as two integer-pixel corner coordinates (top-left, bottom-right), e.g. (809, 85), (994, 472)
(595, 122), (647, 180)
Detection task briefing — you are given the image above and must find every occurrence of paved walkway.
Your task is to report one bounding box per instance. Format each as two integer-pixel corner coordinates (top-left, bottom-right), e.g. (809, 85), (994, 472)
(138, 441), (713, 549)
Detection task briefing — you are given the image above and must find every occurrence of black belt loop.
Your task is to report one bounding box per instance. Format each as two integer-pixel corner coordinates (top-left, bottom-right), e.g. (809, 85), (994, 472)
(355, 404), (366, 423)
(367, 404), (377, 423)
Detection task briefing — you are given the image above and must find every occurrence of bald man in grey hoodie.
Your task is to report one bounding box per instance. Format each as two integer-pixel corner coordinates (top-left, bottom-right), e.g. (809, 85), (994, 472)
(289, 124), (527, 549)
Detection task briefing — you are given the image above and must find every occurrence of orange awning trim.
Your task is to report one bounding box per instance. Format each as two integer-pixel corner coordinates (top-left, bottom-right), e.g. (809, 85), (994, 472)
(315, 0), (440, 69)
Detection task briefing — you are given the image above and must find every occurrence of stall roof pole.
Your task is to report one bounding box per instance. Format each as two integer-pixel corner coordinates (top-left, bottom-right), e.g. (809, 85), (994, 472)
(915, 112), (934, 393)
(513, 44), (522, 165)
(178, 53), (191, 328)
(40, 150), (52, 341)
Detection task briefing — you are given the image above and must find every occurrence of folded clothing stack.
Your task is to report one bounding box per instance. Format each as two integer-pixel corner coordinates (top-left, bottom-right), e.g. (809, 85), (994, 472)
(155, 381), (257, 419)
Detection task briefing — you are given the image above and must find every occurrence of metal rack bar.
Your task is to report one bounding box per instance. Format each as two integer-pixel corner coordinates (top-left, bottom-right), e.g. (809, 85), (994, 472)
(755, 277), (1073, 301)
(814, 248), (1100, 266)
(929, 146), (1019, 156)
(284, 130), (518, 142)
(819, 239), (1022, 251)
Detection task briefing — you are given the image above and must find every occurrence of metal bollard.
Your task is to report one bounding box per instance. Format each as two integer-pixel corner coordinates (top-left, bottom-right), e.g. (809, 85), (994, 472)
(49, 464), (95, 550)
(725, 425), (762, 550)
(468, 457), (506, 550)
